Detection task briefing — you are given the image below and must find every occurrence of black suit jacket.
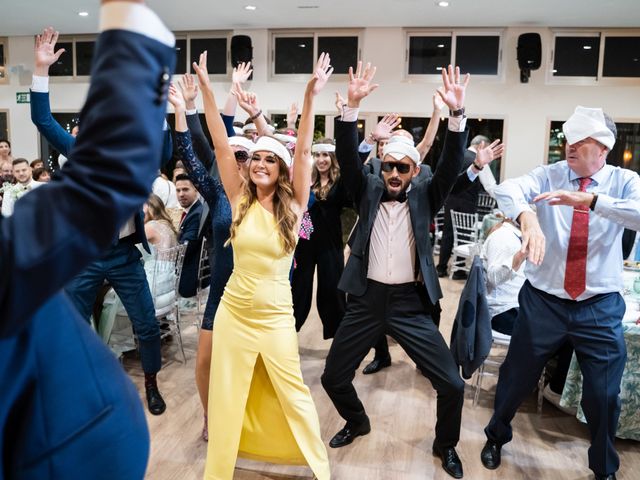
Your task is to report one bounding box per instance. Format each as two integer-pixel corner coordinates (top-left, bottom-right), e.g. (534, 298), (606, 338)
(336, 118), (468, 304)
(178, 199), (203, 297)
(444, 149), (481, 212)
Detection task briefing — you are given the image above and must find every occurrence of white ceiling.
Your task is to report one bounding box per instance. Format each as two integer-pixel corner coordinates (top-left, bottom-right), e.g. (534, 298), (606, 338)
(1, 0), (639, 36)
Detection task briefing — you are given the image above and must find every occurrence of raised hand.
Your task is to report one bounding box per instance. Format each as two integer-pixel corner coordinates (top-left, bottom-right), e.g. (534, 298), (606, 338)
(309, 52), (334, 96)
(433, 92), (446, 112)
(347, 61), (379, 108)
(287, 102), (299, 129)
(34, 27), (65, 76)
(372, 113), (401, 141)
(475, 139), (505, 167)
(178, 74), (198, 109)
(167, 83), (186, 112)
(231, 82), (261, 118)
(334, 91), (346, 114)
(232, 61), (253, 84)
(192, 51), (210, 89)
(436, 65), (470, 111)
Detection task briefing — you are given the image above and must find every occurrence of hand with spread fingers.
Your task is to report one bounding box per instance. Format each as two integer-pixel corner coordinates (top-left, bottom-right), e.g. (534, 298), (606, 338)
(517, 211), (546, 266)
(436, 64), (470, 112)
(177, 74), (198, 110)
(232, 61), (253, 84)
(372, 113), (401, 141)
(475, 139), (505, 168)
(34, 27), (66, 76)
(347, 61), (379, 108)
(309, 52), (334, 96)
(231, 82), (261, 119)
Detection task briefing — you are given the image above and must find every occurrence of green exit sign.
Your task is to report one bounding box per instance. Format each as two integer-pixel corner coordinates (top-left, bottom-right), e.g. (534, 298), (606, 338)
(16, 92), (30, 104)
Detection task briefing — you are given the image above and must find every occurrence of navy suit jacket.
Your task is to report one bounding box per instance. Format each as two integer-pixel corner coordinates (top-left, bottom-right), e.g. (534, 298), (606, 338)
(178, 199), (203, 297)
(30, 89), (174, 253)
(1, 29), (175, 479)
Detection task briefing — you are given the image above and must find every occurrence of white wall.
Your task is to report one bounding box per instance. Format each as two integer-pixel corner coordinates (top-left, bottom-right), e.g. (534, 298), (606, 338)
(1, 27), (639, 179)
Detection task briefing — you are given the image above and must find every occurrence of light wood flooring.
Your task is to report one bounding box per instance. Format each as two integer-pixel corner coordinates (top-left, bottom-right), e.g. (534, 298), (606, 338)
(125, 275), (639, 480)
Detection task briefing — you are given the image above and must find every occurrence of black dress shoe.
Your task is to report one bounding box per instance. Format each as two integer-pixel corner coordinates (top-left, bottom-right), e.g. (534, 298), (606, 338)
(437, 267), (448, 278)
(362, 356), (391, 375)
(594, 475), (616, 480)
(329, 419), (371, 448)
(451, 271), (468, 280)
(480, 440), (501, 470)
(432, 444), (463, 479)
(145, 384), (166, 415)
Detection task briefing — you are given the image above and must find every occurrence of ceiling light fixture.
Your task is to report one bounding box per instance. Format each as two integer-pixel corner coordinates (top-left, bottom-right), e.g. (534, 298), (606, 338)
(244, 5), (257, 10)
(438, 1), (450, 7)
(78, 11), (89, 17)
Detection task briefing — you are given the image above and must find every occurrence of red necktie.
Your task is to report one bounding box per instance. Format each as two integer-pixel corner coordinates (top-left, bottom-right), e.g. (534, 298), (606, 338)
(179, 210), (187, 225)
(564, 177), (592, 299)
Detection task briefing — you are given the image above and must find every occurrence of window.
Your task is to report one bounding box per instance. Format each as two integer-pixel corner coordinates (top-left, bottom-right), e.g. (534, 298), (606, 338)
(0, 111), (8, 140)
(455, 35), (500, 75)
(48, 36), (97, 78)
(272, 31), (360, 76)
(173, 33), (229, 76)
(548, 120), (640, 172)
(552, 35), (600, 77)
(75, 41), (95, 76)
(408, 36), (451, 75)
(0, 39), (6, 81)
(39, 112), (80, 171)
(406, 31), (502, 78)
(269, 113), (327, 140)
(603, 36), (640, 77)
(49, 41), (74, 76)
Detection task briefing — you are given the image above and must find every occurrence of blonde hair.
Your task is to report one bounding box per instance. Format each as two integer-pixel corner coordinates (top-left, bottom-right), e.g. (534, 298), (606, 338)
(227, 156), (298, 255)
(311, 138), (340, 200)
(146, 193), (178, 237)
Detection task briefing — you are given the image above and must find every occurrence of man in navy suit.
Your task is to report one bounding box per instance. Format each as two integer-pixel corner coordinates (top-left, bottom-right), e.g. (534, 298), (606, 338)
(30, 25), (170, 415)
(175, 174), (203, 298)
(0, 1), (175, 478)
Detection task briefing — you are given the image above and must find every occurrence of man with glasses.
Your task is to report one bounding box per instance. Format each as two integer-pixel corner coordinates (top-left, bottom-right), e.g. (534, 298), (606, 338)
(321, 63), (470, 478)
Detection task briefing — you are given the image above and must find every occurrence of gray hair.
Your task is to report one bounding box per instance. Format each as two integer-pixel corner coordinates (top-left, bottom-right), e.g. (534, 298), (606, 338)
(470, 135), (490, 146)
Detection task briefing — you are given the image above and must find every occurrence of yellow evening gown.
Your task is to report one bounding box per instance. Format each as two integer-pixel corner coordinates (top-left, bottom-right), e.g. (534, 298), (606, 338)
(204, 201), (330, 480)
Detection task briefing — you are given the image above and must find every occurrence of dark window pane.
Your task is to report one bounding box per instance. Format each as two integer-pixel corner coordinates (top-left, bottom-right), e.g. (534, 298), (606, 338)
(76, 41), (95, 76)
(553, 36), (600, 77)
(603, 37), (640, 77)
(318, 36), (358, 74)
(0, 112), (8, 139)
(408, 36), (451, 75)
(456, 35), (500, 75)
(174, 39), (187, 75)
(49, 42), (73, 76)
(0, 44), (4, 79)
(190, 38), (227, 74)
(275, 37), (313, 74)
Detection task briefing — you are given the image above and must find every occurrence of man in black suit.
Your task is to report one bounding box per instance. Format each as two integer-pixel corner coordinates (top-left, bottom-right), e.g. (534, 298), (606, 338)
(175, 174), (203, 298)
(321, 63), (469, 479)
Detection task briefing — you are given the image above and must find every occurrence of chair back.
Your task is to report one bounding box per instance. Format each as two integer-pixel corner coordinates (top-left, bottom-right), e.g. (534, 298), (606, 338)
(197, 237), (211, 292)
(476, 192), (497, 217)
(433, 207), (445, 254)
(451, 210), (479, 248)
(148, 244), (185, 316)
(174, 242), (189, 293)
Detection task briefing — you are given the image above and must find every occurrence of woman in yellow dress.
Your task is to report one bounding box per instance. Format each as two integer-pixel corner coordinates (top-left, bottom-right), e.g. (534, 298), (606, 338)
(193, 51), (333, 480)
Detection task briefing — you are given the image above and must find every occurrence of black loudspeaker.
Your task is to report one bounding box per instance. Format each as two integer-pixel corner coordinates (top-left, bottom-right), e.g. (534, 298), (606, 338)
(231, 35), (253, 67)
(517, 33), (541, 83)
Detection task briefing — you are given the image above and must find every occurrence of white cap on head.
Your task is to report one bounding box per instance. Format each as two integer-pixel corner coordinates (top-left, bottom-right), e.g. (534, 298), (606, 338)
(233, 126), (243, 136)
(249, 136), (293, 167)
(563, 106), (616, 150)
(242, 123), (257, 133)
(382, 136), (420, 165)
(312, 143), (336, 153)
(273, 133), (297, 145)
(229, 136), (255, 150)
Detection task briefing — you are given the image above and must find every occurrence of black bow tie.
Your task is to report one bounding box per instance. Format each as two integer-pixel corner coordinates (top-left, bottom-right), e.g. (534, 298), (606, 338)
(381, 190), (407, 203)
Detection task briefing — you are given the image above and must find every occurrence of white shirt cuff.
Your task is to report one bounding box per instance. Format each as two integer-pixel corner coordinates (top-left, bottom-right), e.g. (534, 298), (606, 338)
(341, 106), (359, 122)
(466, 165), (479, 181)
(31, 75), (49, 93)
(358, 141), (374, 154)
(448, 116), (467, 132)
(100, 2), (175, 47)
(186, 108), (198, 116)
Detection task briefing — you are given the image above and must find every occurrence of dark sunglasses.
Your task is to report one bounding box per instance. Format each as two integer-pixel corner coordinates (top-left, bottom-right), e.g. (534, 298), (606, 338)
(381, 161), (412, 174)
(234, 150), (249, 162)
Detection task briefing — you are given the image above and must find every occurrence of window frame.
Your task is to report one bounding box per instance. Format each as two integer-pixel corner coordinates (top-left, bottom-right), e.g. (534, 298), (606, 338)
(547, 29), (640, 86)
(0, 37), (8, 85)
(404, 29), (504, 83)
(269, 29), (362, 81)
(48, 34), (97, 82)
(175, 30), (232, 80)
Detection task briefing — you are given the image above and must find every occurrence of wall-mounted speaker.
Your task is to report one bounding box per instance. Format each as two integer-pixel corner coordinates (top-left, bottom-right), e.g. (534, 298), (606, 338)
(517, 33), (541, 83)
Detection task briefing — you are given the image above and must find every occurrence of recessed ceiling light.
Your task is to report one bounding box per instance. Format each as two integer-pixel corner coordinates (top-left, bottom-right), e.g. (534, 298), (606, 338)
(438, 1), (450, 7)
(583, 45), (592, 50)
(78, 11), (89, 17)
(244, 5), (257, 10)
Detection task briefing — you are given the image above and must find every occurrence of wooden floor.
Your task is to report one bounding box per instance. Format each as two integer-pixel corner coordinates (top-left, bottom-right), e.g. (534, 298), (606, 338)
(126, 275), (639, 480)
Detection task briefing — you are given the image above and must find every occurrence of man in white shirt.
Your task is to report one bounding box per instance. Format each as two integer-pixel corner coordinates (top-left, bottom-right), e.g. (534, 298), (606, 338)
(1, 158), (44, 217)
